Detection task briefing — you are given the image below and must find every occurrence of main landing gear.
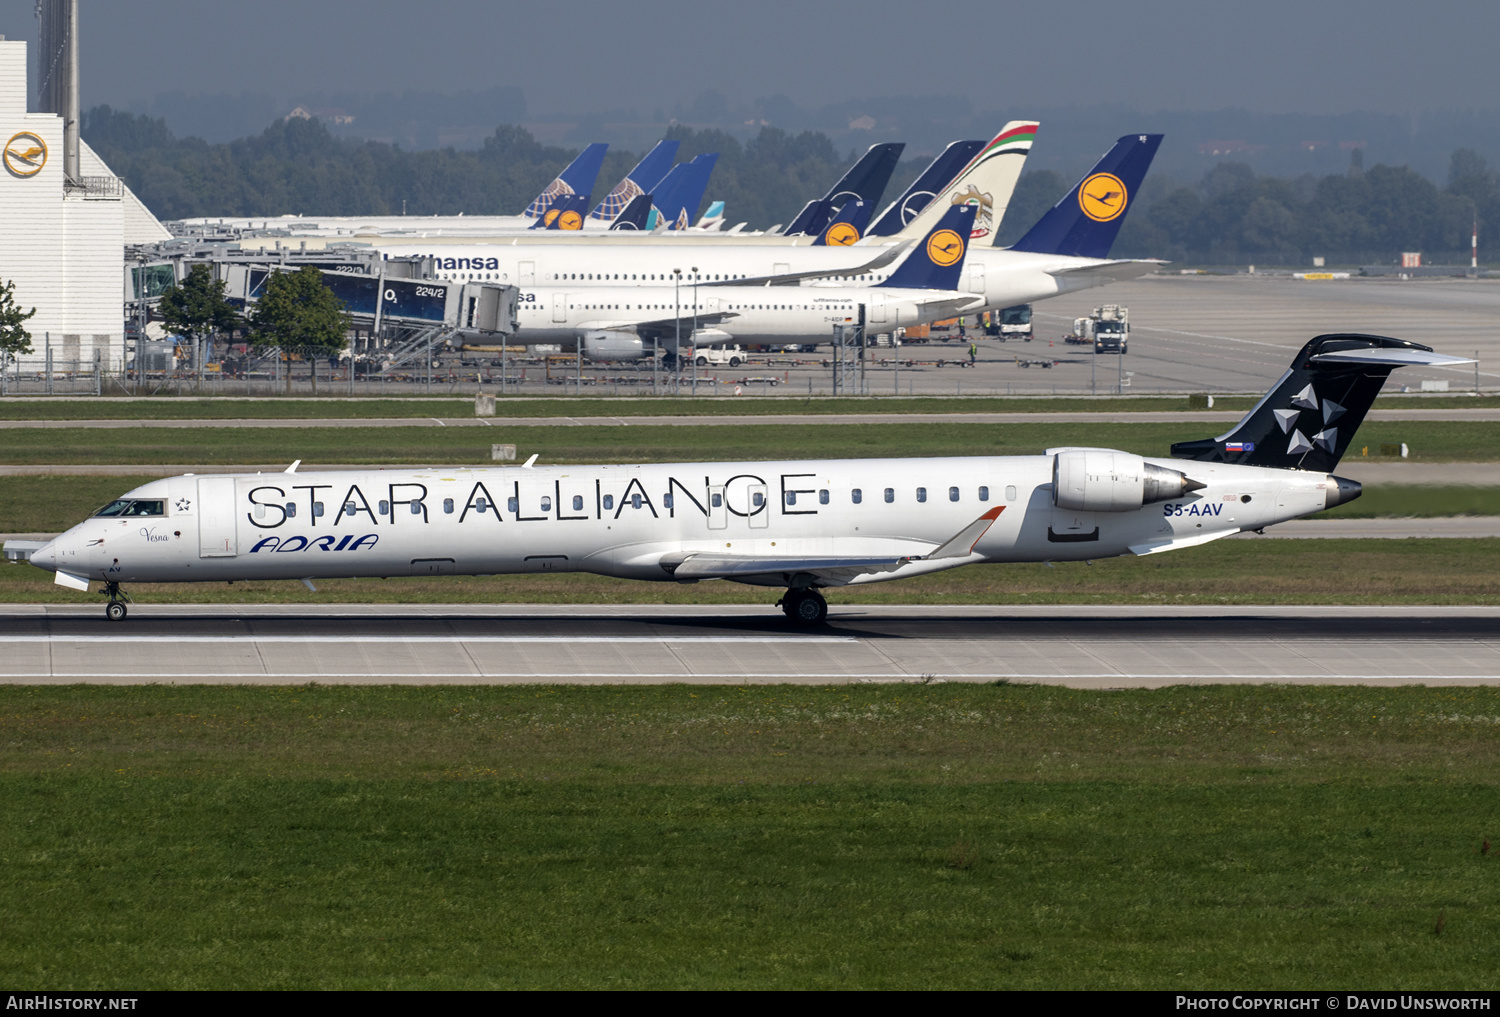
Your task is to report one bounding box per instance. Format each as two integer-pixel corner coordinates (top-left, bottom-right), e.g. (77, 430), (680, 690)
(778, 588), (828, 626)
(103, 581), (129, 621)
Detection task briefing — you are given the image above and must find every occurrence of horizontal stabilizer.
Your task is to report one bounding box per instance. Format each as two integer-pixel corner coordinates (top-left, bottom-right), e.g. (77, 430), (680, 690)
(1309, 349), (1476, 368)
(1048, 259), (1165, 285)
(718, 242), (910, 287)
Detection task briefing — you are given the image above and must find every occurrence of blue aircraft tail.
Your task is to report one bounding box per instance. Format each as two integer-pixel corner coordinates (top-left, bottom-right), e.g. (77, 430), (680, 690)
(609, 193), (654, 231)
(1008, 134), (1162, 259)
(812, 199), (872, 246)
(867, 139), (985, 237)
(523, 142), (608, 219)
(529, 193), (591, 230)
(824, 142), (903, 210)
(652, 153), (718, 230)
(879, 203), (979, 290)
(589, 139), (680, 222)
(782, 199), (832, 237)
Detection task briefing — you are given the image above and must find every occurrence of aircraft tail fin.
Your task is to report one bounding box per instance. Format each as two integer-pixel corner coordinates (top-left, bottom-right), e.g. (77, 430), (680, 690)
(609, 192), (654, 231)
(879, 203), (978, 290)
(867, 139), (985, 237)
(695, 200), (726, 229)
(881, 121), (1037, 245)
(824, 142), (904, 211)
(782, 199), (830, 237)
(529, 193), (591, 230)
(654, 153), (718, 231)
(1009, 134), (1162, 258)
(812, 199), (871, 246)
(523, 142), (608, 219)
(589, 139), (680, 222)
(1170, 334), (1475, 472)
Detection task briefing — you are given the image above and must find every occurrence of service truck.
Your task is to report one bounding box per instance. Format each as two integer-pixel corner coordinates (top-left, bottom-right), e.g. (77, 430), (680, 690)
(993, 304), (1033, 341)
(1073, 304), (1129, 354)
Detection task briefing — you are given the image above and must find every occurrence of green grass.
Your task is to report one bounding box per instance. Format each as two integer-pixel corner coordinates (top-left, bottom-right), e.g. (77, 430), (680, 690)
(5, 538), (1500, 605)
(1321, 486), (1500, 518)
(0, 420), (1491, 465)
(1, 683), (1496, 988)
(0, 394), (1258, 420)
(4, 392), (1497, 421)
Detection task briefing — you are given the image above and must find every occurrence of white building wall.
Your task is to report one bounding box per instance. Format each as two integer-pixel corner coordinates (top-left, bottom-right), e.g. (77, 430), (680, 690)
(0, 40), (139, 372)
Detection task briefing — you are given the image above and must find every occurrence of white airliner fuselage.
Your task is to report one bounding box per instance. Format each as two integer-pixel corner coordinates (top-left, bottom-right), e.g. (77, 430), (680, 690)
(29, 454), (1342, 622)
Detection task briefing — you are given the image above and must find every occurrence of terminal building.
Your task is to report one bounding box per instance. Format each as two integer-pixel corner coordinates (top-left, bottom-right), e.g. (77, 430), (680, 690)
(0, 31), (168, 371)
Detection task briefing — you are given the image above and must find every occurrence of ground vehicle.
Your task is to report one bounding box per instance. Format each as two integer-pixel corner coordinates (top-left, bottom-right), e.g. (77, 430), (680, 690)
(688, 344), (746, 367)
(1073, 304), (1129, 354)
(994, 304), (1033, 341)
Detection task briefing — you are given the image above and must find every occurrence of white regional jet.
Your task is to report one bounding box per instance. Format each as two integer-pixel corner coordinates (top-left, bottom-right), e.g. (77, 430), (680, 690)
(18, 334), (1467, 624)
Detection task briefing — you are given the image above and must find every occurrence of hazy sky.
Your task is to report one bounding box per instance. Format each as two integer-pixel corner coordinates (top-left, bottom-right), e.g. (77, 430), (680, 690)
(0, 0), (1495, 117)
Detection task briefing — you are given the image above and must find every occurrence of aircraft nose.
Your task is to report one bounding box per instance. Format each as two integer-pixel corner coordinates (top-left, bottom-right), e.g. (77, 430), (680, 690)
(19, 539), (58, 571)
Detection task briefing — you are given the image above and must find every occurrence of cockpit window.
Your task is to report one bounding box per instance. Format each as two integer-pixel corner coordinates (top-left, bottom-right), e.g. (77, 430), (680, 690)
(95, 499), (165, 517)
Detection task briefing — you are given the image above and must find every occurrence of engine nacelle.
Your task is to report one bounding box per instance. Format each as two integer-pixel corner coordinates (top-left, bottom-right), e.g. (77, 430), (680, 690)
(580, 332), (646, 361)
(1052, 449), (1199, 512)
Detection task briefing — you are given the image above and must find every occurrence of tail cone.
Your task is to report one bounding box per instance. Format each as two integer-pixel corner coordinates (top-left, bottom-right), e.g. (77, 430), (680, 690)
(1325, 476), (1362, 509)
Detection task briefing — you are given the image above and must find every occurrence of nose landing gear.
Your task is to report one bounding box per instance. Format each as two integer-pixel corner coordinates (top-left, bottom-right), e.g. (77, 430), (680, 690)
(778, 588), (828, 625)
(103, 582), (130, 621)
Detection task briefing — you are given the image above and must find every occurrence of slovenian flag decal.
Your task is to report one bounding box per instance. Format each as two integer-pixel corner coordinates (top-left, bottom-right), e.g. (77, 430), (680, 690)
(1225, 442), (1255, 452)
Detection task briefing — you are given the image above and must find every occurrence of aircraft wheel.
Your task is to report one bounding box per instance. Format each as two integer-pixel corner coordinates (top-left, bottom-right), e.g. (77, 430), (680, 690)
(106, 601), (127, 622)
(780, 588), (828, 625)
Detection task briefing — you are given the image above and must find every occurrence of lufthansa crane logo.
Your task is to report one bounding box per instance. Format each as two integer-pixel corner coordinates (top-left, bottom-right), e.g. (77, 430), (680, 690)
(542, 207), (562, 227)
(824, 222), (860, 246)
(1078, 172), (1128, 222)
(4, 132), (47, 177)
(926, 229), (965, 267)
(557, 209), (584, 230)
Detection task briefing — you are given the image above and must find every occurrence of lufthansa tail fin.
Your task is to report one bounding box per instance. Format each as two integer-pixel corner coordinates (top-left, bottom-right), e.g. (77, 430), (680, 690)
(609, 193), (654, 231)
(529, 193), (591, 230)
(1009, 134), (1162, 258)
(783, 198), (832, 237)
(1170, 334), (1475, 472)
(589, 139), (680, 222)
(879, 203), (978, 290)
(786, 142), (905, 236)
(523, 142), (608, 219)
(812, 199), (872, 246)
(867, 139), (985, 237)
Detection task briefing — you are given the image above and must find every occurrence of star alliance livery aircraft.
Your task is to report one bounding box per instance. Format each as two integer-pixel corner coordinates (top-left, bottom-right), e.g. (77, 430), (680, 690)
(17, 335), (1468, 624)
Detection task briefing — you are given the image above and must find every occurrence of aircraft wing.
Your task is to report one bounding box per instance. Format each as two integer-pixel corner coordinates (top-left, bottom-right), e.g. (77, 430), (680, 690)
(670, 553), (911, 584)
(576, 311), (740, 334)
(913, 294), (986, 318)
(716, 242), (910, 287)
(1047, 259), (1166, 284)
(665, 508), (1005, 584)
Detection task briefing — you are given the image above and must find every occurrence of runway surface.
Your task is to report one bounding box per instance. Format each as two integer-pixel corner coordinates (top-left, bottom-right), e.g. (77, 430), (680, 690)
(3, 604), (1499, 687)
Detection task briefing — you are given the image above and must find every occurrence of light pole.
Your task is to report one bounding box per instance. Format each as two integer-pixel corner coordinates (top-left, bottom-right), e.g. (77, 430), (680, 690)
(675, 271), (687, 399)
(691, 266), (699, 397)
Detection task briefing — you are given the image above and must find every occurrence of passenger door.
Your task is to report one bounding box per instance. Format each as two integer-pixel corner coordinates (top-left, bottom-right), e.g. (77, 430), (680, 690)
(197, 477), (237, 557)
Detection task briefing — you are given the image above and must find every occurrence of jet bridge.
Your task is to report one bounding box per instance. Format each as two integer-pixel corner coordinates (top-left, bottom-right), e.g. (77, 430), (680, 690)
(222, 265), (517, 335)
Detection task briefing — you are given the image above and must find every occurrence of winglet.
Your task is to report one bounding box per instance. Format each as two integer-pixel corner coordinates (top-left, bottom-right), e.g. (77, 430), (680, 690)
(925, 506), (1004, 559)
(284, 460), (301, 474)
(523, 453), (539, 468)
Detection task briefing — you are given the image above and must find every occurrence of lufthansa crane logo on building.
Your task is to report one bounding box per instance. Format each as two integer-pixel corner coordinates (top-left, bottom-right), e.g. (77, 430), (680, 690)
(824, 222), (860, 246)
(926, 229), (965, 267)
(4, 132), (47, 177)
(1078, 172), (1128, 222)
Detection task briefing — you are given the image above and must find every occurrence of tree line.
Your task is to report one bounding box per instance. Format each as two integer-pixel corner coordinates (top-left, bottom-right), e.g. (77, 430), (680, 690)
(84, 106), (1500, 265)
